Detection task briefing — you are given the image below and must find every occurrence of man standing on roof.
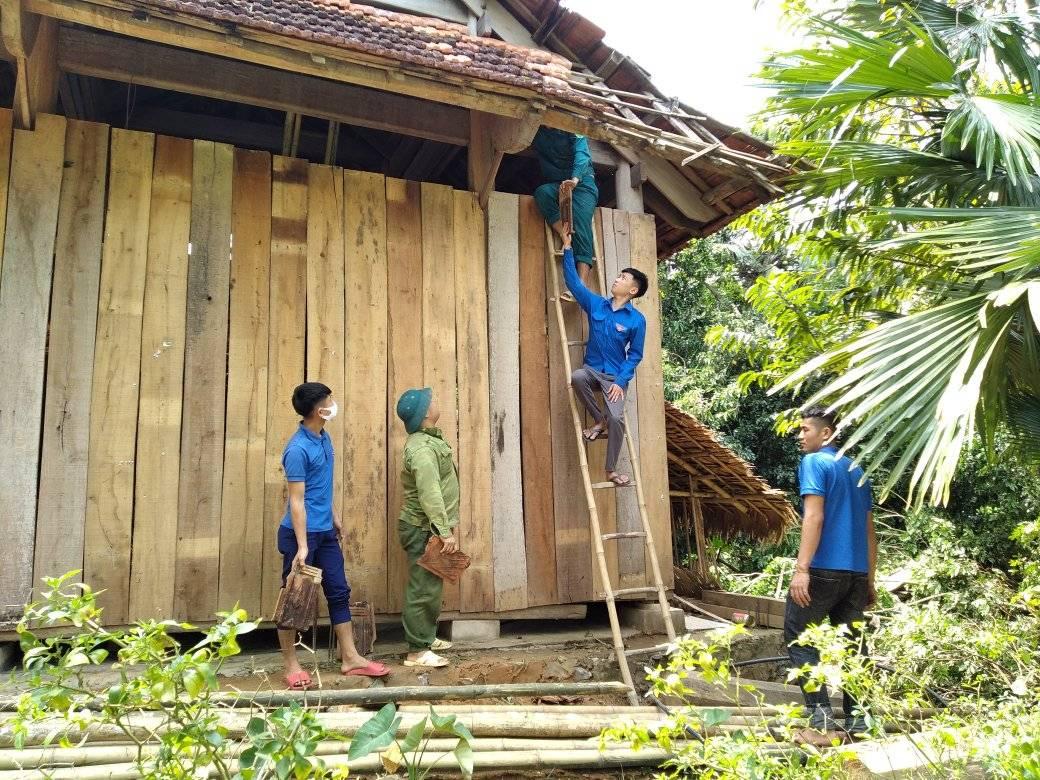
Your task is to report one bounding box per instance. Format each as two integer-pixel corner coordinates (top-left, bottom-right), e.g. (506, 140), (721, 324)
(786, 407), (877, 746)
(532, 126), (598, 287)
(277, 382), (389, 690)
(561, 238), (649, 487)
(395, 388), (458, 669)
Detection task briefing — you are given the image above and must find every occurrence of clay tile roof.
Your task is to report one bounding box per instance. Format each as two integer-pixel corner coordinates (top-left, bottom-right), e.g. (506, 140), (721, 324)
(137, 0), (585, 100)
(666, 403), (797, 544)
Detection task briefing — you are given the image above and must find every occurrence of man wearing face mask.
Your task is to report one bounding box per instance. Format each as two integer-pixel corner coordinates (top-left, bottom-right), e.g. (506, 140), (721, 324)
(277, 382), (390, 689)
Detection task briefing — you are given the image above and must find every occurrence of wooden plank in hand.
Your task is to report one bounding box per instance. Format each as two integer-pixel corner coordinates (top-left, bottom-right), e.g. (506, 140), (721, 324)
(130, 135), (192, 621)
(34, 119), (106, 589)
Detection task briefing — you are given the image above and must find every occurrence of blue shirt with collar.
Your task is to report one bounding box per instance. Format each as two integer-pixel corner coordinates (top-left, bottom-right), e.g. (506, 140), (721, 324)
(280, 423), (335, 532)
(562, 247), (646, 389)
(798, 445), (873, 573)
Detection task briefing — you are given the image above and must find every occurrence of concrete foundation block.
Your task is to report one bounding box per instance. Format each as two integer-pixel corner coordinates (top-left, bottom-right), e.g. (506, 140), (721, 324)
(449, 619), (501, 643)
(619, 602), (685, 636)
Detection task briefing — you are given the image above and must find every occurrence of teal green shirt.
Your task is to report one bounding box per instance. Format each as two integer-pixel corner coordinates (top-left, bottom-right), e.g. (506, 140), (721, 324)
(532, 127), (594, 183)
(400, 428), (460, 537)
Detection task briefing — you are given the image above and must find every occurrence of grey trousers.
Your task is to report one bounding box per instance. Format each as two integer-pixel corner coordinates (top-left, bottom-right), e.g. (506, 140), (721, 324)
(570, 365), (625, 472)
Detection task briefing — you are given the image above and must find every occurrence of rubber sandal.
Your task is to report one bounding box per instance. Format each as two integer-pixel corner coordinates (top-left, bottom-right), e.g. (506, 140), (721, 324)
(608, 473), (631, 486)
(582, 426), (605, 442)
(403, 650), (449, 668)
(285, 671), (313, 690)
(343, 661), (391, 678)
(431, 638), (453, 651)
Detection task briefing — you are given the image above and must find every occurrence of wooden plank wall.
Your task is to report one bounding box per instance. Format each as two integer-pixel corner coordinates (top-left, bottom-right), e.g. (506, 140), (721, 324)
(3, 115), (671, 627)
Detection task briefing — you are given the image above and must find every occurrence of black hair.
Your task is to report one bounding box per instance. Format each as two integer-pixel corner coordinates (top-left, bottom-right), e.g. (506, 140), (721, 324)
(292, 382), (333, 417)
(801, 405), (838, 432)
(621, 267), (649, 298)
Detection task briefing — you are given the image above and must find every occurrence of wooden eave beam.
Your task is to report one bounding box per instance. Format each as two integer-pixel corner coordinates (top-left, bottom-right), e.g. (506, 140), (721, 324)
(1, 3), (58, 129)
(57, 26), (471, 146)
(468, 108), (541, 207)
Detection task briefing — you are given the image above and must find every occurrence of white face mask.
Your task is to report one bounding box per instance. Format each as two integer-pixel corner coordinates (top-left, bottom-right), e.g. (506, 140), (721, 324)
(317, 400), (338, 421)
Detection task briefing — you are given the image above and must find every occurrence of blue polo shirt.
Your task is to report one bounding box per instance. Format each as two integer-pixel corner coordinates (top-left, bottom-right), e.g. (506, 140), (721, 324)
(562, 248), (646, 389)
(280, 423), (335, 532)
(799, 446), (872, 573)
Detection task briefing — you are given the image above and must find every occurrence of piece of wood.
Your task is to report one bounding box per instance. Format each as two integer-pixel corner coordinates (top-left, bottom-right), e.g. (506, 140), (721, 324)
(218, 149), (272, 616)
(173, 140), (232, 622)
(33, 119), (106, 589)
(614, 160), (644, 213)
(630, 212), (672, 588)
(0, 113), (65, 619)
(600, 208), (646, 590)
(453, 188), (494, 613)
(690, 495), (709, 583)
(468, 110), (541, 207)
(483, 192), (527, 610)
(384, 177), (423, 615)
(0, 110), (14, 275)
(261, 156), (308, 619)
(128, 135), (192, 622)
(3, 9), (58, 130)
(419, 182), (469, 611)
(57, 28), (470, 147)
(306, 164), (346, 526)
(517, 195), (558, 607)
(83, 128), (153, 623)
(343, 170), (389, 611)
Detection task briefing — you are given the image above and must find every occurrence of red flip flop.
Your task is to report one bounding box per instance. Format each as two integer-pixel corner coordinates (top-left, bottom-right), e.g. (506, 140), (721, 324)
(286, 671), (313, 690)
(344, 661), (391, 678)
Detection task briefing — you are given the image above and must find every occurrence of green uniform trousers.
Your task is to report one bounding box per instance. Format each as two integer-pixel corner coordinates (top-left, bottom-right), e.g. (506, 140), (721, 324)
(399, 519), (444, 651)
(534, 175), (599, 267)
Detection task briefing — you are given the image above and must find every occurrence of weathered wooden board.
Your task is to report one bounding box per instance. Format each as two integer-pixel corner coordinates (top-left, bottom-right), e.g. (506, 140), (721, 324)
(385, 177), (423, 615)
(602, 208), (646, 589)
(548, 218), (592, 604)
(306, 164), (346, 522)
(0, 109), (14, 279)
(34, 119), (107, 589)
(457, 189), (499, 612)
(175, 140), (233, 622)
(343, 169), (389, 611)
(631, 212), (672, 587)
(517, 196), (557, 607)
(218, 149), (272, 616)
(129, 135), (192, 621)
(0, 114), (66, 618)
(84, 128), (154, 624)
(420, 182), (467, 611)
(261, 156), (308, 619)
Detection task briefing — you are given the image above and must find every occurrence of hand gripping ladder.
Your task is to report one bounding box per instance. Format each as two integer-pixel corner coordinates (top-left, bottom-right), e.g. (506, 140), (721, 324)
(544, 222), (676, 706)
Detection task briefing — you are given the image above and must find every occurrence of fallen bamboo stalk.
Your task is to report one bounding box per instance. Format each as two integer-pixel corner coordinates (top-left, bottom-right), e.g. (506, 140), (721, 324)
(669, 594), (733, 624)
(395, 704), (660, 715)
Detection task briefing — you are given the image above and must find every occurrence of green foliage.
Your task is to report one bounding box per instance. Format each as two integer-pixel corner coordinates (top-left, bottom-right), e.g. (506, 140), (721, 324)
(346, 702), (474, 779)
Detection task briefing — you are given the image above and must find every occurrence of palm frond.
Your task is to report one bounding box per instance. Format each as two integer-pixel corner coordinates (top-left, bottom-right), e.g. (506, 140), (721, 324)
(944, 94), (1040, 184)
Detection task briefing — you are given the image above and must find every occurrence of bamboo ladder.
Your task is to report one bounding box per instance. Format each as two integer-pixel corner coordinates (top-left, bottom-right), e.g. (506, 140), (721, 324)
(544, 220), (677, 706)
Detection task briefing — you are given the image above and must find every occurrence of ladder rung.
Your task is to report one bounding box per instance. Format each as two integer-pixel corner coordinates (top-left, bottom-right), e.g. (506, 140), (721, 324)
(601, 531), (647, 541)
(567, 340), (587, 346)
(624, 642), (673, 658)
(553, 249), (564, 256)
(592, 481), (635, 490)
(612, 586), (660, 598)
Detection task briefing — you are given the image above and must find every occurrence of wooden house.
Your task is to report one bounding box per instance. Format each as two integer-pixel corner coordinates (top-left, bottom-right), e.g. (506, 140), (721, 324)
(0, 0), (789, 632)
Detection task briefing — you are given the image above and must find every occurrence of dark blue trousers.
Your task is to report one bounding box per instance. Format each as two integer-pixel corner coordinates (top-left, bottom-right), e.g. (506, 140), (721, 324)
(278, 526), (352, 625)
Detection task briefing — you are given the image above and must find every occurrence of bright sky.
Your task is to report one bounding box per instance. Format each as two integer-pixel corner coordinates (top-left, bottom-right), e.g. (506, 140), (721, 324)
(561, 0), (798, 128)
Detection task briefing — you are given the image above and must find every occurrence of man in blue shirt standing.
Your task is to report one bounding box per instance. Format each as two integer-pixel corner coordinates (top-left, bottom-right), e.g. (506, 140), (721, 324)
(561, 239), (649, 486)
(277, 382), (389, 689)
(786, 407), (877, 745)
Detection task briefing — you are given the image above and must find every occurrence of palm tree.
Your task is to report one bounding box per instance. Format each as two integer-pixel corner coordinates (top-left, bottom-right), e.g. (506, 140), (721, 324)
(759, 0), (1040, 505)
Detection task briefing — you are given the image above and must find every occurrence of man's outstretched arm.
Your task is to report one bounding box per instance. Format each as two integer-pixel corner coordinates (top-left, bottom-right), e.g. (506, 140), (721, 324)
(561, 246), (596, 312)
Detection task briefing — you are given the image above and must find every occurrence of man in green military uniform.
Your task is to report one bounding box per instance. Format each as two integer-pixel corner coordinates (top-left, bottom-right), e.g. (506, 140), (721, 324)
(396, 387), (459, 668)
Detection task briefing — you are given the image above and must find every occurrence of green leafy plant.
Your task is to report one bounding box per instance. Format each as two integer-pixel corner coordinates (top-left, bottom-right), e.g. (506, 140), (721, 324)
(346, 701), (474, 779)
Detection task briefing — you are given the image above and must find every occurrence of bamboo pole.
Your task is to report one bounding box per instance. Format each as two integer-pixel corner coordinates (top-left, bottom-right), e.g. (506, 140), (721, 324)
(396, 704), (660, 715)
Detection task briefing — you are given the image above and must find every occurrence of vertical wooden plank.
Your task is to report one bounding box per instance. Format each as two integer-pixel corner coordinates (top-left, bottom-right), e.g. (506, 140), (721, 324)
(458, 189), (500, 612)
(631, 212), (672, 587)
(549, 219), (592, 605)
(588, 209), (618, 599)
(34, 119), (106, 588)
(343, 170), (389, 610)
(218, 149), (271, 616)
(0, 113), (65, 619)
(175, 140), (233, 622)
(0, 109), (14, 279)
(601, 208), (646, 589)
(307, 164), (346, 516)
(261, 156), (308, 619)
(84, 128), (153, 624)
(129, 135), (192, 621)
(421, 183), (468, 611)
(518, 196), (557, 607)
(385, 177), (422, 615)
